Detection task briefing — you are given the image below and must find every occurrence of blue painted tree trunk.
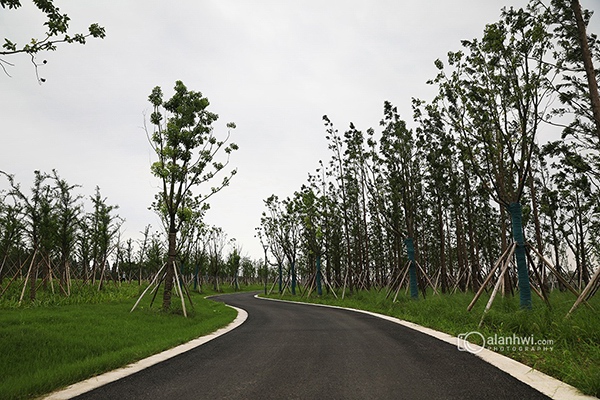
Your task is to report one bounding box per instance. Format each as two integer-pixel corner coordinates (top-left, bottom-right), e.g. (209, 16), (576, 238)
(316, 255), (323, 296)
(405, 238), (419, 299)
(509, 202), (532, 309)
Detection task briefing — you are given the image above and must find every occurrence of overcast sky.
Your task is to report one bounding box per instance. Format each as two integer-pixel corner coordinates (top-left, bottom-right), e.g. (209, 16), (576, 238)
(2, 1), (599, 260)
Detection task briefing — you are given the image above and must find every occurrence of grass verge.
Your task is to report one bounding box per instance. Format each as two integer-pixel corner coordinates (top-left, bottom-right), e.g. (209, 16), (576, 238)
(267, 288), (600, 397)
(0, 282), (243, 400)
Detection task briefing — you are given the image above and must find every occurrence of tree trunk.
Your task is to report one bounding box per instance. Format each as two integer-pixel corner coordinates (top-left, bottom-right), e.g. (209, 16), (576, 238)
(59, 253), (68, 296)
(29, 254), (39, 302)
(291, 259), (297, 295)
(278, 263), (283, 294)
(316, 254), (323, 296)
(463, 163), (480, 292)
(162, 230), (176, 310)
(41, 253), (50, 290)
(437, 196), (448, 293)
(577, 211), (590, 286)
(509, 202), (532, 309)
(529, 175), (546, 284)
(405, 237), (418, 299)
(550, 214), (565, 291)
(571, 0), (600, 138)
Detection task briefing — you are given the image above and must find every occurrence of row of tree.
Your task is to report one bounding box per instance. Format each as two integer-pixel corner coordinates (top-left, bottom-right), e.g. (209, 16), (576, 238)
(0, 170), (121, 299)
(259, 0), (600, 308)
(0, 170), (261, 302)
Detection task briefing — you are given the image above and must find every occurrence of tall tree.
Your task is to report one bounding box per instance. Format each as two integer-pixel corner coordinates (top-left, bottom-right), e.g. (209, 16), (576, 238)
(51, 169), (82, 295)
(378, 102), (424, 298)
(0, 189), (23, 286)
(260, 201), (287, 293)
(146, 80), (238, 310)
(88, 186), (121, 289)
(414, 99), (458, 293)
(227, 241), (242, 290)
(1, 170), (54, 301)
(297, 184), (325, 295)
(323, 116), (354, 294)
(207, 226), (229, 292)
(262, 195), (301, 295)
(433, 3), (554, 308)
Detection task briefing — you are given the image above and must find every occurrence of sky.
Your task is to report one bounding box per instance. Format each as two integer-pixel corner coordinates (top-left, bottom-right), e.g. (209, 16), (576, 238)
(1, 1), (599, 261)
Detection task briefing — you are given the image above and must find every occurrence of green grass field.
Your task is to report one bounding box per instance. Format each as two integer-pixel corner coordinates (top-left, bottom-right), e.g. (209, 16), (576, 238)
(0, 281), (245, 400)
(2, 279), (598, 398)
(269, 288), (600, 397)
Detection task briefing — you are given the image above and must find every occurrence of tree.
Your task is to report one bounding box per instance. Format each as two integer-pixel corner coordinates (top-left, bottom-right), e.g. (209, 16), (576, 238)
(146, 80), (238, 310)
(240, 256), (255, 285)
(542, 141), (597, 287)
(261, 195), (302, 295)
(378, 103), (424, 298)
(51, 169), (82, 295)
(88, 186), (121, 289)
(414, 100), (457, 294)
(226, 242), (242, 290)
(0, 170), (59, 301)
(207, 226), (229, 292)
(259, 206), (286, 293)
(296, 185), (325, 295)
(432, 3), (555, 308)
(0, 0), (105, 82)
(0, 189), (23, 286)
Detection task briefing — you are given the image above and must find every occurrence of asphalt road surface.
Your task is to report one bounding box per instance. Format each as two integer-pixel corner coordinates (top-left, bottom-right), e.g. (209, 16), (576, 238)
(74, 292), (550, 399)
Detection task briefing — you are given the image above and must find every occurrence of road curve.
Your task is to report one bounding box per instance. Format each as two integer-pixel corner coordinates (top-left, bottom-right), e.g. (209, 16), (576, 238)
(73, 292), (550, 400)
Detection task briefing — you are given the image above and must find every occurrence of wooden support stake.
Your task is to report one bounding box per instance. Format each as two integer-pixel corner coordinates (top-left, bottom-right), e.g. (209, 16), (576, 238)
(267, 278), (278, 295)
(341, 266), (349, 300)
(181, 275), (195, 310)
(393, 261), (411, 303)
(19, 262), (33, 305)
(530, 283), (544, 304)
(567, 266), (600, 317)
(46, 257), (55, 295)
(385, 269), (402, 300)
(526, 250), (551, 308)
(526, 243), (586, 301)
(479, 255), (512, 327)
(304, 274), (316, 299)
(415, 260), (439, 296)
(173, 263), (187, 318)
(468, 243), (516, 312)
(322, 273), (338, 299)
(130, 263), (166, 313)
(18, 249), (38, 305)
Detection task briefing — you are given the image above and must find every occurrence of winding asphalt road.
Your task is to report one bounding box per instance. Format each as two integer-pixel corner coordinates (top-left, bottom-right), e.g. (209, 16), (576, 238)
(73, 292), (550, 399)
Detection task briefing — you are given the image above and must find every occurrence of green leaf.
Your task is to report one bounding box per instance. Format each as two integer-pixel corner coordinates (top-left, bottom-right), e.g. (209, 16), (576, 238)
(2, 38), (17, 51)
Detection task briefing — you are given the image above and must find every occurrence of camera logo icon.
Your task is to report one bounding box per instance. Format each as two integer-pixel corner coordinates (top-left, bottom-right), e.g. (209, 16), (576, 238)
(457, 331), (486, 354)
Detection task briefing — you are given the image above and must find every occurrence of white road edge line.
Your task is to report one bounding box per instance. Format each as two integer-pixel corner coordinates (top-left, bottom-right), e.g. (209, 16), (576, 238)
(256, 295), (597, 400)
(41, 305), (248, 400)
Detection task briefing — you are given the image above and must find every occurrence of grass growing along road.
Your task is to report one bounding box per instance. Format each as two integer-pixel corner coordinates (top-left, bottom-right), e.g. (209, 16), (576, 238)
(3, 280), (597, 398)
(268, 288), (600, 398)
(0, 282), (247, 400)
